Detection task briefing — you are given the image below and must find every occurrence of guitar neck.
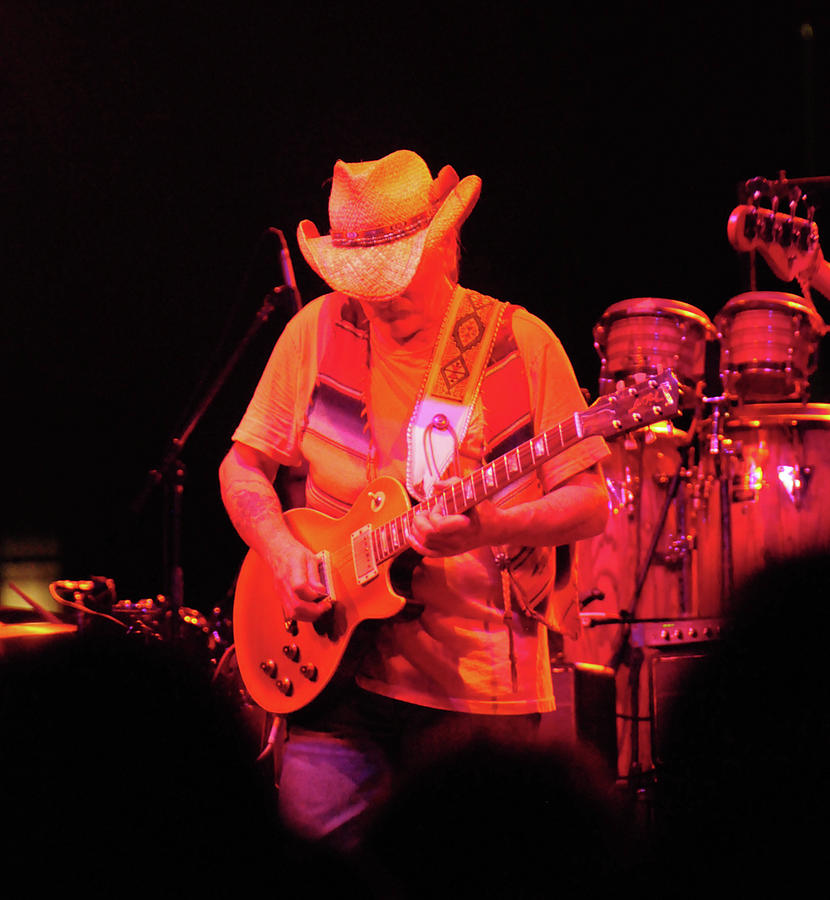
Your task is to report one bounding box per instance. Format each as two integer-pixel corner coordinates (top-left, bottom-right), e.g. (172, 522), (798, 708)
(370, 412), (584, 565)
(364, 370), (679, 567)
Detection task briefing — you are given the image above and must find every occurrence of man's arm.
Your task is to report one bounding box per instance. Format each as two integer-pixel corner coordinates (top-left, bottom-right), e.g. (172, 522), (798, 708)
(407, 465), (608, 558)
(219, 442), (328, 620)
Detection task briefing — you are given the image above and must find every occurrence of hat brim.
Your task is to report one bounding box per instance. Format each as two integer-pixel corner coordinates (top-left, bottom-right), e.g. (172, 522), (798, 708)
(297, 173), (482, 301)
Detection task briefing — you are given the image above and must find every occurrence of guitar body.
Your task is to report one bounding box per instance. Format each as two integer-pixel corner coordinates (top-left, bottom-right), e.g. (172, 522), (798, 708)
(233, 476), (412, 714)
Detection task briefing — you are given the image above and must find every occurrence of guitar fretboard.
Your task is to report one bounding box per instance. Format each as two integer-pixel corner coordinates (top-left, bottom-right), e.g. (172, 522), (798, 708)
(369, 412), (585, 565)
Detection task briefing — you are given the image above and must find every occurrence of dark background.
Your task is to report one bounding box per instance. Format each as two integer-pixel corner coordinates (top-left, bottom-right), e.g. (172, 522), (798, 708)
(4, 1), (829, 616)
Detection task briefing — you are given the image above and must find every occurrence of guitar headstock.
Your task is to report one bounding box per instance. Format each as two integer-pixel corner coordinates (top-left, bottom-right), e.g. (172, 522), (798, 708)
(728, 202), (821, 282)
(583, 370), (681, 439)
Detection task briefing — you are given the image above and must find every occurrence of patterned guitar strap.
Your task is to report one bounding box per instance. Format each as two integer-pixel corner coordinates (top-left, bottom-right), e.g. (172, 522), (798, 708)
(406, 285), (506, 501)
(406, 286), (529, 691)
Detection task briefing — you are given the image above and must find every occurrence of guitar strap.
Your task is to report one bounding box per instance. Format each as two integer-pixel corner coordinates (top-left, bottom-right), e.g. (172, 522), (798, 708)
(406, 286), (506, 500)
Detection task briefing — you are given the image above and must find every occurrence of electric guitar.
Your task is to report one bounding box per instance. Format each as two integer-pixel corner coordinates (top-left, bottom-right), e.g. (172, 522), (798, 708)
(727, 202), (821, 283)
(233, 370), (681, 714)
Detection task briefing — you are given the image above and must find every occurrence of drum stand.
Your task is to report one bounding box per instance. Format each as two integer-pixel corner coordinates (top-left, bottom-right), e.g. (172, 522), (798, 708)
(610, 436), (694, 788)
(612, 399), (739, 793)
(703, 395), (734, 611)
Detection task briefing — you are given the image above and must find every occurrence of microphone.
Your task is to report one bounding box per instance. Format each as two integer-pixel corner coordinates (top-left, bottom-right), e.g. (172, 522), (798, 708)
(271, 228), (302, 312)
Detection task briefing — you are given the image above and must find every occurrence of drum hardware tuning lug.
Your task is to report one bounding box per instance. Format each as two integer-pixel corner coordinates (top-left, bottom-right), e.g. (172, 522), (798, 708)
(663, 535), (693, 565)
(779, 463), (812, 508)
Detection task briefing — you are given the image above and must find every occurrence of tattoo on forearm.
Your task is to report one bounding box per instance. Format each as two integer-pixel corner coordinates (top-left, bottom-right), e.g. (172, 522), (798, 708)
(229, 487), (282, 528)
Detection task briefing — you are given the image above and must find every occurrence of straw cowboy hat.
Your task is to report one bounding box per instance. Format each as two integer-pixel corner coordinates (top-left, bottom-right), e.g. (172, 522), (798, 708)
(297, 150), (482, 301)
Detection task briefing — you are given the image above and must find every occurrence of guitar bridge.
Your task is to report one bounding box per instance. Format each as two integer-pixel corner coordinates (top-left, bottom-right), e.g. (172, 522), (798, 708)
(350, 524), (378, 585)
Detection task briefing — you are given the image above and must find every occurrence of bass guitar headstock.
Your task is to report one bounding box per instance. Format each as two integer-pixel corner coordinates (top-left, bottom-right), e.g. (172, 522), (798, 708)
(728, 193), (821, 283)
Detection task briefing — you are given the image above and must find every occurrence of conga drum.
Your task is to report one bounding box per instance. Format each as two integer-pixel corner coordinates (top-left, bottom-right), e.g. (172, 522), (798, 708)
(719, 403), (830, 592)
(594, 297), (716, 406)
(715, 292), (826, 402)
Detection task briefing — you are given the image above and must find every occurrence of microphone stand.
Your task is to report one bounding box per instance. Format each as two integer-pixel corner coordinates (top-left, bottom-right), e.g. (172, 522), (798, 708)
(133, 285), (294, 632)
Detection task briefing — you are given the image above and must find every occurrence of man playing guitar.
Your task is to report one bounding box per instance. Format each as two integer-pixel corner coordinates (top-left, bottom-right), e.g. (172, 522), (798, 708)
(219, 150), (611, 853)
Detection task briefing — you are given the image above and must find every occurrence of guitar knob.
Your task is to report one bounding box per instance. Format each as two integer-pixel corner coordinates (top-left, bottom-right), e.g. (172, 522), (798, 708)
(276, 676), (293, 696)
(300, 664), (318, 681)
(284, 618), (299, 636)
(260, 659), (278, 678)
(283, 642), (300, 662)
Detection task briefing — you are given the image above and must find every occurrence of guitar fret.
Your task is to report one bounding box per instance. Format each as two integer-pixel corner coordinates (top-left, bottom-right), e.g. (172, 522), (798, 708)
(463, 477), (476, 505)
(476, 470), (487, 499)
(490, 457), (506, 494)
(483, 463), (497, 491)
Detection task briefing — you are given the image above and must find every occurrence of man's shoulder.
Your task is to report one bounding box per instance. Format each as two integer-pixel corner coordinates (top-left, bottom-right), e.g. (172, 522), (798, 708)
(284, 292), (359, 336)
(506, 305), (558, 343)
(492, 303), (561, 362)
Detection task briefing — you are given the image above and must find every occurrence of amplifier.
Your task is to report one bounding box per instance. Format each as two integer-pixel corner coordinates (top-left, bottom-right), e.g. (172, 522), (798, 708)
(650, 651), (715, 768)
(543, 661), (618, 776)
(630, 617), (726, 648)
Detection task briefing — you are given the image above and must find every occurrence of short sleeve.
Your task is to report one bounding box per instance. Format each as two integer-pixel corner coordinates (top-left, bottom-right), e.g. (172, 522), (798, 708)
(231, 297), (323, 467)
(511, 308), (609, 492)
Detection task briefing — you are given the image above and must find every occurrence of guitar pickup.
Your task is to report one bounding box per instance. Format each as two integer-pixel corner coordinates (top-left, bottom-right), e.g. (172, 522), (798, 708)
(316, 550), (336, 602)
(351, 524), (378, 585)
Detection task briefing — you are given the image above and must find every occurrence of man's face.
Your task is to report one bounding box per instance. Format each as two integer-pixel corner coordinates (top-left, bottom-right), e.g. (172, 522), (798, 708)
(357, 240), (455, 345)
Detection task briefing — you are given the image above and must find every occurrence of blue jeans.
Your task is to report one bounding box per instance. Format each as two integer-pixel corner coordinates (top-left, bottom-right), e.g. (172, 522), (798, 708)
(276, 686), (544, 854)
